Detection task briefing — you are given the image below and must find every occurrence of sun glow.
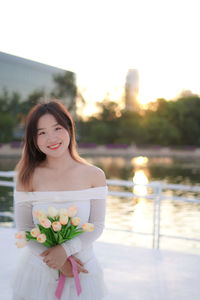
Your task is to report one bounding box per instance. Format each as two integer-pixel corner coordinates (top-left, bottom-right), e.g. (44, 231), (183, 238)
(131, 156), (149, 166)
(133, 170), (149, 196)
(0, 0), (200, 117)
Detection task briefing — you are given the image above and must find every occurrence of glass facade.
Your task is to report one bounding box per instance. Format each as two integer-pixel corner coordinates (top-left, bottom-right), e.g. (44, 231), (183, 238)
(0, 51), (75, 105)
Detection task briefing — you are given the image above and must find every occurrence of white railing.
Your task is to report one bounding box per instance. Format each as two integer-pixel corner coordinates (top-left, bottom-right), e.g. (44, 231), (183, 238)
(0, 171), (200, 249)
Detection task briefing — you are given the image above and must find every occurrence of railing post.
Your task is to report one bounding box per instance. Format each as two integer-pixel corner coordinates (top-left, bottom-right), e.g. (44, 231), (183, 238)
(13, 183), (16, 228)
(156, 181), (162, 249)
(152, 183), (158, 248)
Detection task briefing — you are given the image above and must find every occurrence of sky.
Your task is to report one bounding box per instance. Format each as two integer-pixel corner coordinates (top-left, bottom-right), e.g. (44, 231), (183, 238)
(0, 0), (200, 115)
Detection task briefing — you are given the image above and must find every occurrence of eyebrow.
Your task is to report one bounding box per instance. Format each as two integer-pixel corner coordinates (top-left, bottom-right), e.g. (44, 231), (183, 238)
(37, 123), (59, 131)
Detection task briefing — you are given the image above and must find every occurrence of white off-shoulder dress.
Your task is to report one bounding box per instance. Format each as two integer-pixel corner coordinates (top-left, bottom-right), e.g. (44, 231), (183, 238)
(11, 186), (108, 300)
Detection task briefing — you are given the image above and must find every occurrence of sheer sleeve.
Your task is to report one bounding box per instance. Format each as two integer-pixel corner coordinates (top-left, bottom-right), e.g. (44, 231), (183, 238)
(61, 196), (106, 257)
(14, 197), (47, 256)
(14, 186), (107, 258)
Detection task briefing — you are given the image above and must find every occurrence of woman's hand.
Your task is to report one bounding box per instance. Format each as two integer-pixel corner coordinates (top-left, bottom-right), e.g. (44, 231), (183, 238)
(40, 245), (67, 269)
(60, 255), (89, 277)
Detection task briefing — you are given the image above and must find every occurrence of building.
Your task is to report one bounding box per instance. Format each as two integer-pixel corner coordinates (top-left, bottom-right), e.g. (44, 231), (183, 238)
(0, 51), (76, 107)
(125, 69), (140, 111)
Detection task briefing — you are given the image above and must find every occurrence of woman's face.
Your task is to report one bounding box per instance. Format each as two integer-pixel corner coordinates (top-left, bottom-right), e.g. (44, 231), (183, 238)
(36, 113), (70, 157)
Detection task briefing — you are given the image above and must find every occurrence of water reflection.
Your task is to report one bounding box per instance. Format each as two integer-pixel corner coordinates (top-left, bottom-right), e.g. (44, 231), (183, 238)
(131, 162), (152, 234)
(1, 156), (200, 254)
(133, 170), (149, 196)
(131, 156), (148, 166)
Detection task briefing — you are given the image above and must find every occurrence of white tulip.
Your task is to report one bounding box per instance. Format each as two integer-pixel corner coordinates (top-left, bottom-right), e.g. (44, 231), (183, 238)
(38, 209), (47, 219)
(15, 239), (27, 248)
(59, 208), (68, 216)
(48, 206), (59, 218)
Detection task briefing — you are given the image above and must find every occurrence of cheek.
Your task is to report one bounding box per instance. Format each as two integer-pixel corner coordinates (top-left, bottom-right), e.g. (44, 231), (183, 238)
(61, 130), (70, 142)
(37, 135), (46, 147)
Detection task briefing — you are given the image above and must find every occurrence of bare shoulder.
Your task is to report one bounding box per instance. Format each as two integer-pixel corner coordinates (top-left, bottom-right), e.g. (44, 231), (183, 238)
(15, 168), (40, 192)
(31, 166), (46, 190)
(81, 163), (106, 188)
(15, 175), (26, 192)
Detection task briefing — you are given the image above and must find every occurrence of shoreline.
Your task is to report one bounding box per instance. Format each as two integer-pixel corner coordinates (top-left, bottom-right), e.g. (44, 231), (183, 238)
(0, 144), (200, 159)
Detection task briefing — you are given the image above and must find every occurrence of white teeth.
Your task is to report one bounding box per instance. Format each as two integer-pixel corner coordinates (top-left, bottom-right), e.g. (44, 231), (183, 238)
(48, 143), (60, 149)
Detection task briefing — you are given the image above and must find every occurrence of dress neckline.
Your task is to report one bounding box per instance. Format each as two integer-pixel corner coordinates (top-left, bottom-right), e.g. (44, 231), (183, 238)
(14, 185), (108, 194)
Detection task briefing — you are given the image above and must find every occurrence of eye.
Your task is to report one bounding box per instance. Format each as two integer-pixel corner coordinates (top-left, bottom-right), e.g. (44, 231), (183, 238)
(55, 127), (62, 131)
(38, 131), (45, 135)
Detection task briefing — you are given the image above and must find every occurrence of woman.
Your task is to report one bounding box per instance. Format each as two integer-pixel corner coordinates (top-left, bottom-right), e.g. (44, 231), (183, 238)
(12, 100), (108, 300)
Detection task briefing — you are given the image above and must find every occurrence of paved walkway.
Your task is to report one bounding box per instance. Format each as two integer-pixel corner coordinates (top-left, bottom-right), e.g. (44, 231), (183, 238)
(1, 227), (200, 300)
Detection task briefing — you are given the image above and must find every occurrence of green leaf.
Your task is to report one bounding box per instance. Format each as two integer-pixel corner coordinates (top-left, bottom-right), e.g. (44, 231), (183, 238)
(49, 227), (57, 244)
(67, 231), (83, 240)
(57, 232), (63, 244)
(27, 236), (37, 241)
(51, 230), (62, 244)
(61, 224), (67, 235)
(47, 216), (54, 223)
(25, 231), (32, 239)
(37, 224), (44, 231)
(42, 241), (52, 247)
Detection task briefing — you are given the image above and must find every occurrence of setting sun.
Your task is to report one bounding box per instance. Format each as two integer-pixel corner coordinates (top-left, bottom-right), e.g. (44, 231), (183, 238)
(0, 0), (200, 116)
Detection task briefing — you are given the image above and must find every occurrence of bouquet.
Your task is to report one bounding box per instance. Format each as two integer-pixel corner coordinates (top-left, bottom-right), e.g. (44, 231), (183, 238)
(14, 205), (94, 299)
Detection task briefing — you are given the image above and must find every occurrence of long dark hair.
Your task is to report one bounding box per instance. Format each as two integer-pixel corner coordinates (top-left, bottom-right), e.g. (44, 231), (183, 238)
(16, 100), (86, 191)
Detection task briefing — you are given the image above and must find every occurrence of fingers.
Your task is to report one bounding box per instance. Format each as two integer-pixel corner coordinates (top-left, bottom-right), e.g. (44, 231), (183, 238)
(49, 264), (57, 269)
(44, 260), (57, 269)
(62, 271), (74, 277)
(43, 258), (51, 265)
(43, 257), (88, 274)
(71, 256), (84, 267)
(40, 250), (49, 257)
(77, 265), (89, 274)
(43, 255), (59, 269)
(70, 256), (88, 274)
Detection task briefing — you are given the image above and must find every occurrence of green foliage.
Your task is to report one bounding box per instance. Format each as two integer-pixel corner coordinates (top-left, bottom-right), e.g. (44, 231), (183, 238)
(20, 89), (45, 116)
(51, 71), (77, 111)
(0, 113), (15, 142)
(140, 113), (180, 145)
(0, 71), (77, 142)
(0, 89), (21, 142)
(118, 111), (143, 144)
(79, 95), (200, 146)
(1, 83), (200, 146)
(96, 99), (121, 121)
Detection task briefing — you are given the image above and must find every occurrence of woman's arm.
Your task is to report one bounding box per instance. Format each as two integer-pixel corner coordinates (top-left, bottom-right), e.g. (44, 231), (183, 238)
(40, 194), (106, 269)
(14, 199), (48, 256)
(60, 167), (107, 257)
(40, 167), (107, 269)
(14, 178), (47, 256)
(61, 196), (106, 257)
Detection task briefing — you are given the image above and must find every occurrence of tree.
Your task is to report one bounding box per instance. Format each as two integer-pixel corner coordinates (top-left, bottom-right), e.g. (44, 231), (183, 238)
(95, 98), (122, 121)
(169, 96), (200, 145)
(119, 111), (142, 144)
(51, 71), (77, 111)
(141, 111), (180, 145)
(0, 89), (21, 142)
(19, 89), (45, 130)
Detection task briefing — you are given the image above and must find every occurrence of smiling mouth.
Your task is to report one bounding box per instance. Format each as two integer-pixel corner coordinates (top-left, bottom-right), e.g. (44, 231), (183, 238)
(47, 143), (62, 150)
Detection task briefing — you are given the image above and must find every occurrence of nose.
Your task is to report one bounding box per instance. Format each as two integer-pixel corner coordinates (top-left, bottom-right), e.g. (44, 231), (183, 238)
(47, 131), (58, 144)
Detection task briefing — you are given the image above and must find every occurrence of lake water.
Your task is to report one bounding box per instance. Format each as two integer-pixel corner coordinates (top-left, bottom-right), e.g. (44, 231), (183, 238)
(1, 155), (200, 254)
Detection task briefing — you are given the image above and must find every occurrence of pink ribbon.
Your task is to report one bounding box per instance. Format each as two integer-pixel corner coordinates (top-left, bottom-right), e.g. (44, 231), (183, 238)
(55, 273), (66, 300)
(68, 256), (82, 296)
(55, 256), (82, 299)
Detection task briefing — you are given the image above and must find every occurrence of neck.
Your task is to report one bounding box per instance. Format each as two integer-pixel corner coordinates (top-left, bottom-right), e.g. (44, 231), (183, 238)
(44, 149), (75, 171)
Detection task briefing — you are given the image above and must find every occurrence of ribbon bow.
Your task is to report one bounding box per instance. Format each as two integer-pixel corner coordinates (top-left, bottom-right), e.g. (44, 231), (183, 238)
(55, 256), (82, 299)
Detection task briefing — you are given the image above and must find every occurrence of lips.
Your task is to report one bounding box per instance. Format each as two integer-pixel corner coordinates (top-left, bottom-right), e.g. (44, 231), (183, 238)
(47, 143), (62, 150)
